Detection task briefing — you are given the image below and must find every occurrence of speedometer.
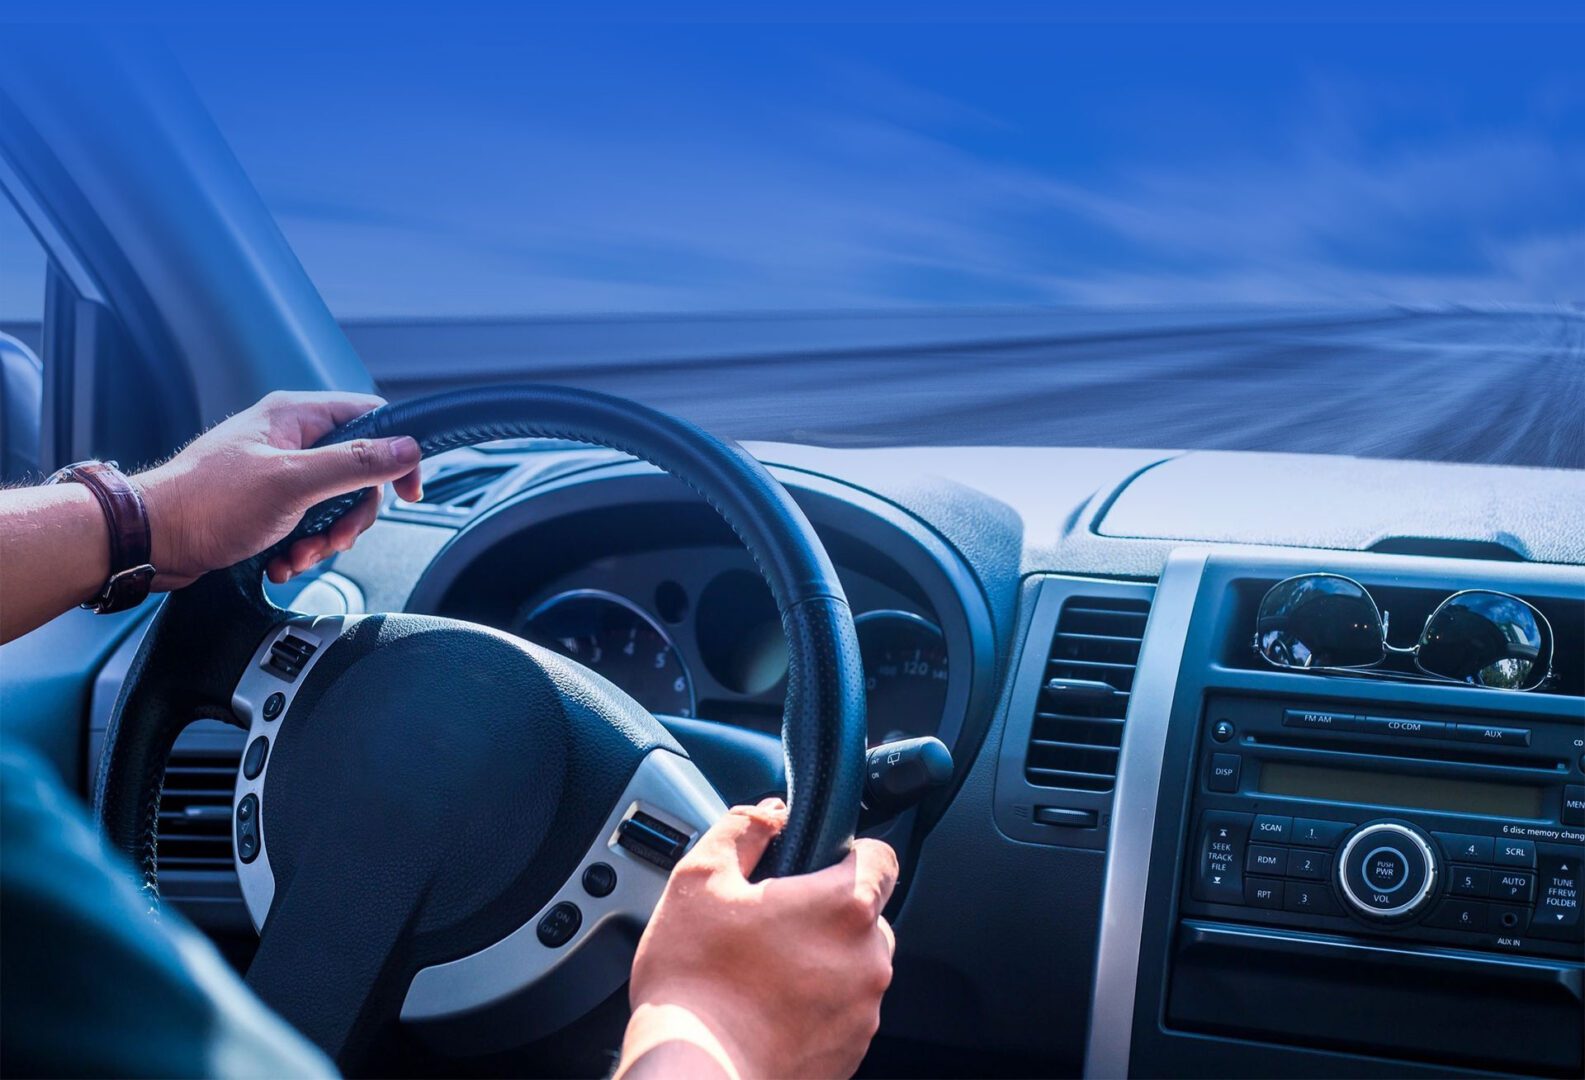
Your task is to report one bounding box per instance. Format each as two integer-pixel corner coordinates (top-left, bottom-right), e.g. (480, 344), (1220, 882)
(855, 609), (948, 745)
(521, 590), (696, 717)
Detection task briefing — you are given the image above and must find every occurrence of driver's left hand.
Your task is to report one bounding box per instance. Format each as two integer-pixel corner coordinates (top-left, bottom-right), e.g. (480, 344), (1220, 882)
(137, 391), (423, 588)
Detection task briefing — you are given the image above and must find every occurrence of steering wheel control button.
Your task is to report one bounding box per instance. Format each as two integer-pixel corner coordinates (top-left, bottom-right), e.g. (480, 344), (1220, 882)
(1193, 811), (1251, 904)
(536, 902), (582, 948)
(616, 811), (692, 870)
(1338, 822), (1438, 921)
(235, 793), (260, 864)
(1495, 838), (1536, 868)
(1206, 752), (1241, 793)
(1291, 818), (1353, 847)
(262, 692), (285, 721)
(1435, 832), (1494, 864)
(1246, 844), (1288, 875)
(263, 632), (319, 681)
(242, 736), (270, 780)
(581, 862), (617, 898)
(1451, 865), (1491, 897)
(1283, 880), (1342, 917)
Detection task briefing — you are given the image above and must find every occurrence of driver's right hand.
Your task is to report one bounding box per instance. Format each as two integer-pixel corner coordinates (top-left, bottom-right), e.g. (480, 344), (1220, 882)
(617, 798), (899, 1080)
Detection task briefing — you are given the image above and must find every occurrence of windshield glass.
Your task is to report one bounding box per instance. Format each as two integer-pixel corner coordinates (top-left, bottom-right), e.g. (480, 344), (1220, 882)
(166, 13), (1582, 467)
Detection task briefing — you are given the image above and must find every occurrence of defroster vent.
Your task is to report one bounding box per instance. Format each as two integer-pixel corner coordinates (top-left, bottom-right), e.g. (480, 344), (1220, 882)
(1024, 595), (1151, 791)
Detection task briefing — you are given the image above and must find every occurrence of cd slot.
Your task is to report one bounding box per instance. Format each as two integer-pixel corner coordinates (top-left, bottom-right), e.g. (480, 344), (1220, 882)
(1248, 732), (1566, 775)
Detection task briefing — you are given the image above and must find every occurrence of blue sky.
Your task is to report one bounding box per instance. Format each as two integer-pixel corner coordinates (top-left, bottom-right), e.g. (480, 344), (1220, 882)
(6, 7), (1585, 318)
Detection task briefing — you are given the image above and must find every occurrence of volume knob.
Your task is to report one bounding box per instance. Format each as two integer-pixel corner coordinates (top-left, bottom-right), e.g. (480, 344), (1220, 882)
(1337, 822), (1439, 921)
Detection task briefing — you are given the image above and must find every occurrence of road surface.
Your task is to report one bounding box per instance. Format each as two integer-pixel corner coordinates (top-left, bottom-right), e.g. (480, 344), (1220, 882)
(343, 307), (1583, 469)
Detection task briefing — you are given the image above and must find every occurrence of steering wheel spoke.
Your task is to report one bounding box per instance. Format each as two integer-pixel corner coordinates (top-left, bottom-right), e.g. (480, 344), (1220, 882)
(400, 750), (723, 1051)
(231, 614), (358, 927)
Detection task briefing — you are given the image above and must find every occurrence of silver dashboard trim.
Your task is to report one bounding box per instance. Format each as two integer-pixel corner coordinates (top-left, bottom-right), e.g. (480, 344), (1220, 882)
(1084, 549), (1208, 1079)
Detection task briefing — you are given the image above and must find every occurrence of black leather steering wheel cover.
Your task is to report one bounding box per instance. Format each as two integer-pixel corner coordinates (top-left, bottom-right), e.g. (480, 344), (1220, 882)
(99, 385), (865, 888)
(94, 562), (280, 907)
(283, 384), (866, 877)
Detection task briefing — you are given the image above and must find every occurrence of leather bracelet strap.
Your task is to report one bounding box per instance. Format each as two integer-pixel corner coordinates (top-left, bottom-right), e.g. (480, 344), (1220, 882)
(46, 460), (156, 614)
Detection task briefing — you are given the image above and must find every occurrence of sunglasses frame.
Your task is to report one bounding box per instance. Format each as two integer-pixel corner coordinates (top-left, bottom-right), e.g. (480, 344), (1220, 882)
(1252, 573), (1556, 691)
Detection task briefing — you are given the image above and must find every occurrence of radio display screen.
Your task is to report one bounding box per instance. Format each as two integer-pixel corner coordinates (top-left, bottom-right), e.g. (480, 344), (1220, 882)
(1260, 761), (1545, 819)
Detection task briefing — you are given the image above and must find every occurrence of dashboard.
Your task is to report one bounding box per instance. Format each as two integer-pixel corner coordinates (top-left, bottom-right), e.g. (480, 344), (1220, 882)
(73, 439), (1585, 1078)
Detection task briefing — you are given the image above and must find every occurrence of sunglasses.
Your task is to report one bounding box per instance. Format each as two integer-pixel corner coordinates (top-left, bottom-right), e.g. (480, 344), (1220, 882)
(1253, 574), (1554, 691)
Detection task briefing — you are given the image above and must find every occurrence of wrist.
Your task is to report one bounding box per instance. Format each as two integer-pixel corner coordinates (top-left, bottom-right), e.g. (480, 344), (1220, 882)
(134, 463), (197, 590)
(620, 1000), (753, 1080)
(624, 987), (769, 1079)
(52, 482), (116, 607)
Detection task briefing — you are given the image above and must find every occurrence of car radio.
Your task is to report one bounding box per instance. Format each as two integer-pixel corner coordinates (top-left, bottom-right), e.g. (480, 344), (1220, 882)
(1181, 694), (1585, 960)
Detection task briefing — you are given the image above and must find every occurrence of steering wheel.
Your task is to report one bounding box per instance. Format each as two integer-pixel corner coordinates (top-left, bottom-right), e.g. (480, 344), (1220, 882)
(93, 386), (868, 1068)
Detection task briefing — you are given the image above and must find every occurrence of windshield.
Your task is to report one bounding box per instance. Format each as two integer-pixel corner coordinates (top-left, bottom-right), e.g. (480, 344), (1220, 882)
(164, 13), (1582, 467)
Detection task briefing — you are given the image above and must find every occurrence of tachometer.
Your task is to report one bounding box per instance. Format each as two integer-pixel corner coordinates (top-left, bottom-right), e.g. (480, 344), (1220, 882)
(855, 610), (948, 745)
(521, 590), (696, 717)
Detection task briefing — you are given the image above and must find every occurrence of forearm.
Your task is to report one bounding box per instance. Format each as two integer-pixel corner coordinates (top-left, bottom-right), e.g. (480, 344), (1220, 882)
(0, 484), (113, 643)
(614, 1002), (743, 1080)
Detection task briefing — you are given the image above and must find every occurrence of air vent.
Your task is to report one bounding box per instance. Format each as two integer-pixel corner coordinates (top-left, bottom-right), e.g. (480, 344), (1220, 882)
(419, 464), (513, 509)
(1024, 595), (1151, 791)
(158, 751), (242, 871)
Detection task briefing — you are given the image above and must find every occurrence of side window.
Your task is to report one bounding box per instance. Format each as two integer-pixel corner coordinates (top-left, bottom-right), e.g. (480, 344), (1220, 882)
(0, 190), (46, 482)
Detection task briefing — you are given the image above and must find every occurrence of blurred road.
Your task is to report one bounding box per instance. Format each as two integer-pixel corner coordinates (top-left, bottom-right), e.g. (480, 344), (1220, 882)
(350, 308), (1584, 469)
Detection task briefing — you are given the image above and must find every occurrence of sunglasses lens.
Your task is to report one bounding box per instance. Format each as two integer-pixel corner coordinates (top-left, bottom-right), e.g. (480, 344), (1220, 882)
(1418, 592), (1548, 690)
(1256, 575), (1384, 669)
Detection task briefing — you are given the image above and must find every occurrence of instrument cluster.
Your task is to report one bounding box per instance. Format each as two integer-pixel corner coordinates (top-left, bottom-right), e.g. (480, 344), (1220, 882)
(515, 554), (950, 746)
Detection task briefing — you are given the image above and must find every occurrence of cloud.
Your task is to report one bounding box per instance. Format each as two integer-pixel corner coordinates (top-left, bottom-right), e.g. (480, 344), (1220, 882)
(186, 39), (1584, 315)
